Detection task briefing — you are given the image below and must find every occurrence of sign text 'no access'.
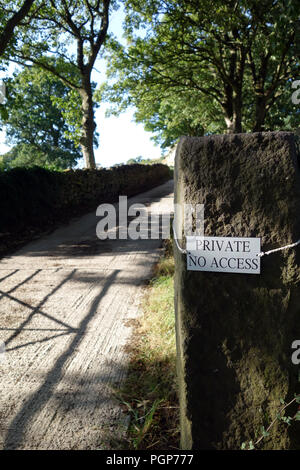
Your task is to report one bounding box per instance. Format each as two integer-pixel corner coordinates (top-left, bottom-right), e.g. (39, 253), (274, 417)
(186, 236), (261, 274)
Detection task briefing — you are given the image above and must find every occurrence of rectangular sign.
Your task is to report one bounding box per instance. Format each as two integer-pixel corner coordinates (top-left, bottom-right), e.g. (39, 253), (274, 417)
(186, 236), (261, 274)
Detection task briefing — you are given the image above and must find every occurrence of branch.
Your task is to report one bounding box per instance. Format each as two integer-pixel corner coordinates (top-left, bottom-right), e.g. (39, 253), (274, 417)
(0, 0), (35, 56)
(10, 53), (80, 90)
(89, 0), (110, 68)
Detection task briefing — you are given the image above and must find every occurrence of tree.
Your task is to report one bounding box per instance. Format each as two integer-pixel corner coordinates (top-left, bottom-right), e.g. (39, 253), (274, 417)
(0, 0), (35, 56)
(7, 0), (114, 168)
(126, 84), (224, 148)
(103, 0), (299, 138)
(1, 66), (82, 169)
(245, 1), (299, 131)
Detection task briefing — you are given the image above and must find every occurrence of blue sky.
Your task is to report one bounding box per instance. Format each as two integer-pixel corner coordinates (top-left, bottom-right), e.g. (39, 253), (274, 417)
(0, 5), (163, 168)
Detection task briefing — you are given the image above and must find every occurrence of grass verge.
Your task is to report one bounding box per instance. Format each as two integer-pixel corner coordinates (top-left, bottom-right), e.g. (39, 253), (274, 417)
(115, 239), (179, 450)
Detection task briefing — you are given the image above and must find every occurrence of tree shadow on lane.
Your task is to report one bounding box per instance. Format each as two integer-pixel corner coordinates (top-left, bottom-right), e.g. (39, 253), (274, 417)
(3, 269), (120, 450)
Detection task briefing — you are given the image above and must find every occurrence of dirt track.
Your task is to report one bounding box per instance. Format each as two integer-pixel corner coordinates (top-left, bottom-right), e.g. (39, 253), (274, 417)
(0, 180), (173, 450)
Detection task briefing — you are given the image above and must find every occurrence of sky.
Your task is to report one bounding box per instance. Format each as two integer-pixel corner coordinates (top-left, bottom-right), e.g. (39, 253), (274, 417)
(0, 5), (163, 168)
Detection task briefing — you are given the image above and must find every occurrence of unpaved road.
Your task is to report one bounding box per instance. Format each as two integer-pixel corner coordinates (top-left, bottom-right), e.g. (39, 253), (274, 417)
(0, 180), (174, 450)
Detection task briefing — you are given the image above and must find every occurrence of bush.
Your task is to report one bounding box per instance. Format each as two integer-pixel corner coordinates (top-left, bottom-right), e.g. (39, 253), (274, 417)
(0, 164), (171, 233)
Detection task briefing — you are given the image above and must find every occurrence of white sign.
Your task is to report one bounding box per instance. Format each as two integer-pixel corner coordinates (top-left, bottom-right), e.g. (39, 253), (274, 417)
(186, 236), (261, 274)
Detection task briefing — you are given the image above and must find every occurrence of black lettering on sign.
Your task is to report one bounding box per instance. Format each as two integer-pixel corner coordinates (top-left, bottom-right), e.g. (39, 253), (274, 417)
(216, 240), (224, 251)
(225, 241), (234, 252)
(188, 254), (197, 267)
(203, 240), (210, 251)
(244, 259), (252, 269)
(198, 256), (206, 267)
(188, 254), (207, 268)
(252, 258), (259, 269)
(219, 257), (227, 269)
(228, 258), (236, 269)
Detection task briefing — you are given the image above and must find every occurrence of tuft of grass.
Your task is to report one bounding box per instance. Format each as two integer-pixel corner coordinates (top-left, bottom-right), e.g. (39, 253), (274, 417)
(152, 256), (175, 278)
(116, 239), (179, 450)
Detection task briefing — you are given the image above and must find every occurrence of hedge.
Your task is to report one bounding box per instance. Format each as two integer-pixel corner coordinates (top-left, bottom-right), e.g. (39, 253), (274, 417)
(0, 164), (171, 233)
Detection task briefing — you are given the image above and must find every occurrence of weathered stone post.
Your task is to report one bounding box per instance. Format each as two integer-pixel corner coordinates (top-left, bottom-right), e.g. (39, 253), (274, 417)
(174, 132), (300, 450)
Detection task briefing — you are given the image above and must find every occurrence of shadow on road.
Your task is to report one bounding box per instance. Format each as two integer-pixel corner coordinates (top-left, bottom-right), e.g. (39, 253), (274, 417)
(3, 269), (120, 449)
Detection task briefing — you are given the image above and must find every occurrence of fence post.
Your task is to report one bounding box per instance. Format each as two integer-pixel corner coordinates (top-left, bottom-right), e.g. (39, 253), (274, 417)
(174, 132), (300, 449)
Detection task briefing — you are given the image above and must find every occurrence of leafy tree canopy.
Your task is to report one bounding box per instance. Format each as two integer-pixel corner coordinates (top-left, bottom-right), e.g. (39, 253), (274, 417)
(0, 0), (36, 57)
(101, 0), (299, 147)
(1, 66), (83, 169)
(3, 0), (114, 168)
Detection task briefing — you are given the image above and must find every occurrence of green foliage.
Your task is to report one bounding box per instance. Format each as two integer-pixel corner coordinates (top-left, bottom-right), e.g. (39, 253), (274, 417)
(241, 394), (300, 450)
(126, 155), (165, 165)
(1, 0), (115, 168)
(1, 66), (82, 169)
(0, 0), (37, 57)
(0, 144), (72, 170)
(51, 88), (84, 148)
(102, 0), (299, 145)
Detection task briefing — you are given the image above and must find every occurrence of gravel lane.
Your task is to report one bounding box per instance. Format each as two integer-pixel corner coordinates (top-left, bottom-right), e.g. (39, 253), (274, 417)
(0, 180), (174, 450)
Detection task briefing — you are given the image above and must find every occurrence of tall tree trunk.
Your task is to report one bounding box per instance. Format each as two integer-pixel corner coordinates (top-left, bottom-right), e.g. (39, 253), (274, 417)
(80, 75), (96, 169)
(232, 89), (243, 133)
(253, 95), (267, 132)
(223, 87), (243, 133)
(224, 115), (242, 133)
(221, 43), (245, 134)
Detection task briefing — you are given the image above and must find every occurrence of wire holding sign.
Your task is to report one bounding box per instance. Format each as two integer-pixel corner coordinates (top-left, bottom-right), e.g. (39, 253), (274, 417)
(258, 238), (300, 257)
(172, 220), (188, 254)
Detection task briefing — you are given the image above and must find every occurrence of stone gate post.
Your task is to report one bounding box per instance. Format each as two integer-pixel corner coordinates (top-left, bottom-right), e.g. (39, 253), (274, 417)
(174, 132), (300, 449)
